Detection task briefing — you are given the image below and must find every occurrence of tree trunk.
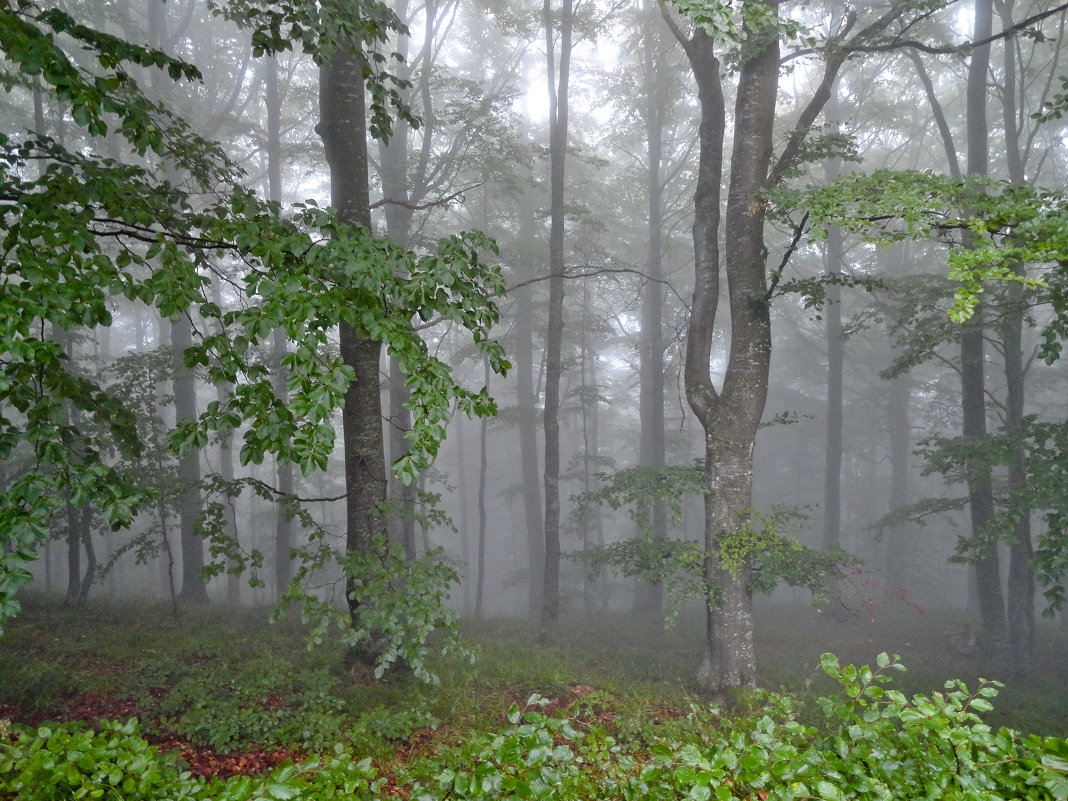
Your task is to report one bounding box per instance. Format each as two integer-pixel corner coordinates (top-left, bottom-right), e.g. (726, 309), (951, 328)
(680, 0), (779, 690)
(962, 0), (1005, 639)
(265, 54), (297, 599)
(173, 314), (209, 604)
(516, 257), (545, 617)
(822, 94), (844, 552)
(998, 0), (1033, 674)
(634, 0), (668, 617)
(476, 359), (490, 618)
(63, 498), (81, 606)
(885, 370), (913, 594)
(541, 0), (573, 631)
(318, 42), (388, 665)
(76, 507), (96, 604)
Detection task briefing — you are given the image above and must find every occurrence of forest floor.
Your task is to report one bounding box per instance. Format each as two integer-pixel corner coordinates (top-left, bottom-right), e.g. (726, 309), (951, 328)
(0, 591), (1065, 780)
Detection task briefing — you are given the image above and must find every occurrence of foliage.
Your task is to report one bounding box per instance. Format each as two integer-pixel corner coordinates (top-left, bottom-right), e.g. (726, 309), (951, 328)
(0, 718), (384, 801)
(409, 655), (1068, 801)
(0, 719), (197, 801)
(278, 533), (474, 684)
(669, 0), (816, 56)
(144, 655), (347, 753)
(414, 694), (587, 801)
(209, 0), (418, 140)
(796, 171), (1060, 322)
(573, 466), (853, 623)
(916, 417), (1068, 615)
(0, 3), (508, 635)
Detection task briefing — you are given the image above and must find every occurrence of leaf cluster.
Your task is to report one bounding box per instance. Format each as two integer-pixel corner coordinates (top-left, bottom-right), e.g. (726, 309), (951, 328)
(796, 171), (1061, 322)
(917, 417), (1068, 614)
(210, 0), (419, 140)
(0, 5), (508, 635)
(276, 533), (472, 685)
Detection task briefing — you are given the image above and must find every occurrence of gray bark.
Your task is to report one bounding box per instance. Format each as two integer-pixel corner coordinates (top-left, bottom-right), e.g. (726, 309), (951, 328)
(634, 0), (668, 617)
(318, 42), (388, 665)
(541, 0), (573, 630)
(963, 0), (1006, 638)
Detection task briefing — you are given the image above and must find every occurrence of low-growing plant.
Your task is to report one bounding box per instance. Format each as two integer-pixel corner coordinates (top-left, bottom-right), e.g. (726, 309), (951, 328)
(0, 660), (75, 714)
(0, 719), (196, 801)
(0, 719), (383, 801)
(635, 653), (1068, 801)
(417, 694), (587, 801)
(142, 655), (348, 753)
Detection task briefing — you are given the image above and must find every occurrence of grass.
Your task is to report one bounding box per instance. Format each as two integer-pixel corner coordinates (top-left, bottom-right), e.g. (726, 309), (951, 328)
(0, 590), (1063, 770)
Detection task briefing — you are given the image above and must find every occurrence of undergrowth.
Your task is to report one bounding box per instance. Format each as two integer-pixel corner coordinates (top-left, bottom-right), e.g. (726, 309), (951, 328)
(1, 594), (1067, 800)
(2, 656), (1067, 800)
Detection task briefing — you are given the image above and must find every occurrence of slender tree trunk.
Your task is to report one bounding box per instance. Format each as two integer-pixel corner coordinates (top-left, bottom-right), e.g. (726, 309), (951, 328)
(634, 0), (668, 617)
(998, 0), (1034, 674)
(64, 498), (81, 606)
(77, 507), (96, 604)
(822, 94), (844, 552)
(266, 54), (297, 599)
(454, 416), (474, 614)
(515, 240), (545, 616)
(962, 0), (1005, 639)
(173, 315), (209, 604)
(318, 42), (388, 665)
(885, 370), (913, 594)
(541, 0), (573, 631)
(476, 359), (490, 618)
(579, 277), (603, 612)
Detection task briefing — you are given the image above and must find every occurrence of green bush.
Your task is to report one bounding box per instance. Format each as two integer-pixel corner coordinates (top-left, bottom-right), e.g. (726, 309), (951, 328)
(143, 655), (348, 753)
(0, 719), (197, 801)
(625, 653), (1068, 801)
(3, 654), (1065, 801)
(410, 655), (1068, 801)
(0, 719), (381, 801)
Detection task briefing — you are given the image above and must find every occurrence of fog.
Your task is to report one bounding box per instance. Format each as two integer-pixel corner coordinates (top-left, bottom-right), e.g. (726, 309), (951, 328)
(5, 0), (1068, 691)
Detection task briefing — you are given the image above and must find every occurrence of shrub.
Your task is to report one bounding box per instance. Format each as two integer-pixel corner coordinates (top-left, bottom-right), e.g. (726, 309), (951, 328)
(0, 719), (196, 801)
(0, 719), (380, 801)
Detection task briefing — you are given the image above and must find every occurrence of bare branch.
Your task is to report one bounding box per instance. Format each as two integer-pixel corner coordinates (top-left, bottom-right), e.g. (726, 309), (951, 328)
(370, 183), (481, 212)
(508, 265), (690, 309)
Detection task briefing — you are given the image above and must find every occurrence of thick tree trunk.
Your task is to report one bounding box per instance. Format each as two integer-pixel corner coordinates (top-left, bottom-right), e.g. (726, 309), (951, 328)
(541, 0), (573, 630)
(319, 42), (388, 665)
(680, 0), (778, 690)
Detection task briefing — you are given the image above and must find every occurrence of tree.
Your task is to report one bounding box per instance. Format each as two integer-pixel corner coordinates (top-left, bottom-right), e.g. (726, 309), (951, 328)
(0, 3), (508, 670)
(666, 0), (920, 689)
(540, 0), (574, 631)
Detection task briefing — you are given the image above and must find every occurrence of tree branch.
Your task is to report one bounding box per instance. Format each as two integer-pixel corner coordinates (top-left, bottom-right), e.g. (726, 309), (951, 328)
(370, 183), (481, 212)
(508, 265), (690, 308)
(765, 211), (809, 302)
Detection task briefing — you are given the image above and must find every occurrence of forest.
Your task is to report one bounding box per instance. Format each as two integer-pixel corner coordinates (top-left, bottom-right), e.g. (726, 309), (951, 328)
(2, 0), (1068, 797)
